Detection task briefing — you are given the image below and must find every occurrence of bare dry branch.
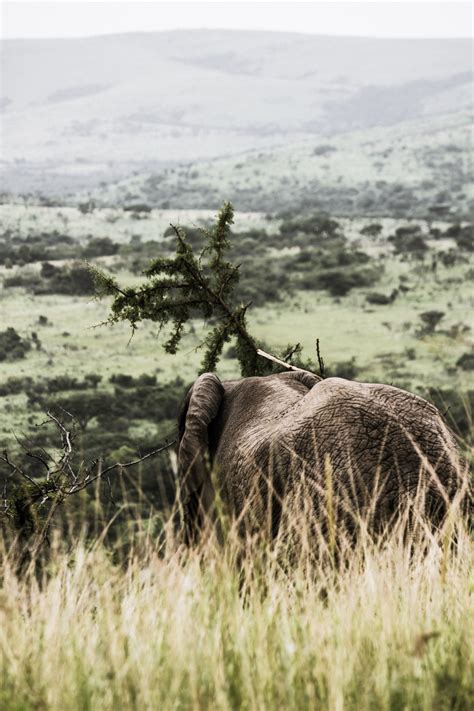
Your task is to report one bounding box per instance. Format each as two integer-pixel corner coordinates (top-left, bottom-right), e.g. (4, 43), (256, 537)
(0, 411), (178, 558)
(316, 338), (326, 378)
(256, 349), (323, 379)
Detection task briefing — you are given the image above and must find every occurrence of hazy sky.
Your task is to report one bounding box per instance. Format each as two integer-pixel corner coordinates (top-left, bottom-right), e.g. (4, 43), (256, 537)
(1, 1), (473, 40)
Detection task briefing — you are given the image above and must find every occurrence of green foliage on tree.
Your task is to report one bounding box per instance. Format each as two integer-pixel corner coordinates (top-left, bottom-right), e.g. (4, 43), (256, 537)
(93, 202), (275, 377)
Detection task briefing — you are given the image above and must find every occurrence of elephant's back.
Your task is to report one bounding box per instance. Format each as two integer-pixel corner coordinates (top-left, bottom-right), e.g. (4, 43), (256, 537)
(212, 376), (469, 533)
(286, 377), (467, 526)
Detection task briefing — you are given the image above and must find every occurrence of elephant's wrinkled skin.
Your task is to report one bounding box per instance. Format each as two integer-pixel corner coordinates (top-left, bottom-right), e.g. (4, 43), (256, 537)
(177, 371), (469, 541)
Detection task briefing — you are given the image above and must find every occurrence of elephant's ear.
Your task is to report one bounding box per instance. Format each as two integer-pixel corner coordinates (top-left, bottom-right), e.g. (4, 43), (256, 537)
(177, 373), (224, 534)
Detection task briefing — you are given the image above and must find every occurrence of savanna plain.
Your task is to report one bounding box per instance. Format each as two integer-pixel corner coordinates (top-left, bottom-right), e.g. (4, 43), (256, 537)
(1, 30), (474, 710)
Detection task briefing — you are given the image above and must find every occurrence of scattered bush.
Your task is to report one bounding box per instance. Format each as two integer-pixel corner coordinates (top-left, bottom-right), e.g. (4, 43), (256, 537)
(305, 266), (379, 297)
(366, 290), (398, 305)
(110, 373), (157, 388)
(389, 232), (428, 257)
(0, 327), (31, 362)
(123, 203), (152, 213)
(35, 262), (96, 296)
(3, 270), (42, 290)
(78, 200), (95, 214)
(327, 357), (359, 380)
(418, 311), (445, 335)
(313, 144), (337, 156)
(40, 261), (59, 279)
(451, 224), (472, 251)
(82, 237), (118, 258)
(0, 231), (117, 267)
(424, 388), (473, 440)
(360, 223), (383, 237)
(456, 352), (474, 371)
(0, 376), (33, 397)
(279, 213), (340, 240)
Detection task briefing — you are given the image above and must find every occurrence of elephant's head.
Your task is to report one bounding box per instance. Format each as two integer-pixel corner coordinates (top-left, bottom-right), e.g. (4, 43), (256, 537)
(177, 371), (470, 543)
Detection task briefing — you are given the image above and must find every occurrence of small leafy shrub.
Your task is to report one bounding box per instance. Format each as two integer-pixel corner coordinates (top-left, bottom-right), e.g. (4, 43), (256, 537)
(313, 144), (337, 156)
(418, 311), (445, 335)
(305, 266), (379, 297)
(366, 290), (398, 305)
(456, 352), (474, 371)
(0, 327), (31, 362)
(327, 357), (359, 380)
(360, 223), (383, 237)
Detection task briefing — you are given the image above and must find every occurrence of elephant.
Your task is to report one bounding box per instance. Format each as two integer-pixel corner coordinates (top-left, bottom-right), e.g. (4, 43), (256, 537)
(177, 370), (470, 547)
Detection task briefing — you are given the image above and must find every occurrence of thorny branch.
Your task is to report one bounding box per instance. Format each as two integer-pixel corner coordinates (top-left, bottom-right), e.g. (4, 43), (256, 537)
(0, 411), (177, 553)
(91, 203), (260, 375)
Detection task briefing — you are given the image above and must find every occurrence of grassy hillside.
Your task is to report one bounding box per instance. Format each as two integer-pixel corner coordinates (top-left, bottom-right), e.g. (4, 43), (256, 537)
(88, 110), (473, 217)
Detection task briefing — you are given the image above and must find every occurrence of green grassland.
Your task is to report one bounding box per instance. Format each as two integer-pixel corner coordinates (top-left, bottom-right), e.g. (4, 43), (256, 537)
(0, 205), (472, 444)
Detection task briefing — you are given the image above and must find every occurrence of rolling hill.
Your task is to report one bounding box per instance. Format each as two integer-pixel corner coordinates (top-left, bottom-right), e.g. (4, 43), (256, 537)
(86, 109), (474, 218)
(1, 30), (472, 196)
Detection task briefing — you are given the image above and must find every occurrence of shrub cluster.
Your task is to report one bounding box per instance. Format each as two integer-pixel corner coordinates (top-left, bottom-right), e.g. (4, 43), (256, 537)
(0, 231), (117, 267)
(4, 262), (96, 296)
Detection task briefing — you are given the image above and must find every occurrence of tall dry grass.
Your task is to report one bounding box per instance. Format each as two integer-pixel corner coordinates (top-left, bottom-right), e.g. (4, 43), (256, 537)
(0, 495), (472, 711)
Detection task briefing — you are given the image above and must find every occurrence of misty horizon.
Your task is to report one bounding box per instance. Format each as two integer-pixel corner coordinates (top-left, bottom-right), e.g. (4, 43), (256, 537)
(2, 1), (472, 41)
(3, 27), (474, 42)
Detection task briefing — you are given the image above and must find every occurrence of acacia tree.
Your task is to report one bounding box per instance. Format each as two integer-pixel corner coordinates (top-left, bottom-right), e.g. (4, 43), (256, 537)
(94, 202), (318, 377)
